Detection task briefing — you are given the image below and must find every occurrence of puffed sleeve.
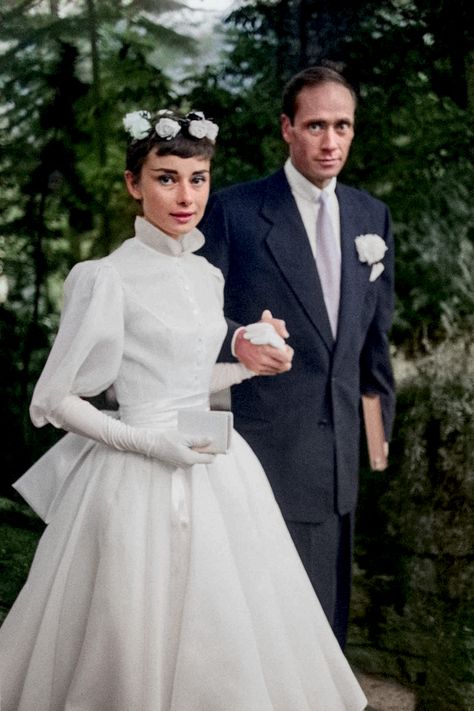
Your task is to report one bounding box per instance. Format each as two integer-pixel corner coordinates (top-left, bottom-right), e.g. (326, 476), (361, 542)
(30, 260), (124, 428)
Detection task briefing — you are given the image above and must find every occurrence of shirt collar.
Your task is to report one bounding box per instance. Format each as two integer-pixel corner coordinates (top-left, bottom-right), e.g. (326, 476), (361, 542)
(134, 215), (205, 257)
(284, 158), (337, 202)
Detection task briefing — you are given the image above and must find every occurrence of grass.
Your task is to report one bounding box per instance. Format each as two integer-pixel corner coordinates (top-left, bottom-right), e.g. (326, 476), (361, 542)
(0, 497), (43, 622)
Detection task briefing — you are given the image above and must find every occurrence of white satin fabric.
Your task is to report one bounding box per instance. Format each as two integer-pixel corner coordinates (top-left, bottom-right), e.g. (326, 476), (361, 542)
(0, 217), (366, 711)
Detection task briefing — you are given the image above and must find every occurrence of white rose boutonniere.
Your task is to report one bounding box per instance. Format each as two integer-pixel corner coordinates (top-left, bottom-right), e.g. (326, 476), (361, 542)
(355, 233), (388, 282)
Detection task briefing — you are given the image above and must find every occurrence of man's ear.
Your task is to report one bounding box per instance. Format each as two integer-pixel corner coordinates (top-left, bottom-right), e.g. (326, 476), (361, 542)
(280, 114), (292, 144)
(124, 170), (142, 200)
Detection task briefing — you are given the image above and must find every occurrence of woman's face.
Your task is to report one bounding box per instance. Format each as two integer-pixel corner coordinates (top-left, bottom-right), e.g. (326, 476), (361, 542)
(124, 152), (211, 238)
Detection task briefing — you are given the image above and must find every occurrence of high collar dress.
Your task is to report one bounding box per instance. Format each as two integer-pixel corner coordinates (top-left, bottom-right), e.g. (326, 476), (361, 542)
(0, 217), (367, 711)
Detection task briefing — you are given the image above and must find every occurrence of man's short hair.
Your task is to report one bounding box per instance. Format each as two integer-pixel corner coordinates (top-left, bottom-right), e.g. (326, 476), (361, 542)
(282, 66), (357, 122)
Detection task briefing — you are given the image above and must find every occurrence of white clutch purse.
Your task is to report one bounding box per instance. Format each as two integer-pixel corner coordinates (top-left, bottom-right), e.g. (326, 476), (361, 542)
(177, 410), (233, 454)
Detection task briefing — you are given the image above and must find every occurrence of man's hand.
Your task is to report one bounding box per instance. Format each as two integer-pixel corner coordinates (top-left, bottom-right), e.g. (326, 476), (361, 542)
(234, 309), (293, 375)
(372, 441), (389, 471)
(373, 441), (389, 471)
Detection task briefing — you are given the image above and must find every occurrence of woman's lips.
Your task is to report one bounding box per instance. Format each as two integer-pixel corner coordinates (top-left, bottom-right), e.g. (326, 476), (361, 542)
(170, 212), (194, 223)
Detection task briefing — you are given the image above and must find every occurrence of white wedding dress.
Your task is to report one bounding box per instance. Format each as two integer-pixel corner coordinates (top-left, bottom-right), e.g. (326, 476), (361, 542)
(0, 217), (366, 711)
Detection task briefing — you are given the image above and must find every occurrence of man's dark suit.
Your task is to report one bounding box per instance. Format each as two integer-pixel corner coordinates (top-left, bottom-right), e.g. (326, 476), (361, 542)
(199, 168), (395, 645)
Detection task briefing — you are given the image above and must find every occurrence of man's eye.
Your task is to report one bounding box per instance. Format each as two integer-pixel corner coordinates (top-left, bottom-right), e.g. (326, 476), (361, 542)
(336, 122), (351, 132)
(308, 123), (323, 132)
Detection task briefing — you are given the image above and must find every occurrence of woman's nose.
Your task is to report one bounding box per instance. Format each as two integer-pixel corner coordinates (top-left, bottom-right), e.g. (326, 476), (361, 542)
(177, 182), (193, 205)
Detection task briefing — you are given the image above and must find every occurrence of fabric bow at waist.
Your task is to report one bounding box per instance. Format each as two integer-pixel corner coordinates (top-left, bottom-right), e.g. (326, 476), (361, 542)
(119, 396), (210, 429)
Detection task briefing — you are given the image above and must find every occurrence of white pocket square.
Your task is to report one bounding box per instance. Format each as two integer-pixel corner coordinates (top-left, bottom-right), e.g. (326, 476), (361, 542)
(369, 263), (384, 282)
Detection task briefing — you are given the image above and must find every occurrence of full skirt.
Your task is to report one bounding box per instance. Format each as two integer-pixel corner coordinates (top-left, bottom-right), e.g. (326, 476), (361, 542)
(0, 431), (366, 711)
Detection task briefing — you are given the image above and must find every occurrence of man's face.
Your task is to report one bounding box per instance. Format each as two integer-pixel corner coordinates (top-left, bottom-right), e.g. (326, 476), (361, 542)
(281, 82), (355, 188)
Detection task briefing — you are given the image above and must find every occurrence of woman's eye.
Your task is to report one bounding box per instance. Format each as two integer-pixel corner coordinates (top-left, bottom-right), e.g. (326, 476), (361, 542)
(192, 174), (207, 185)
(158, 175), (174, 185)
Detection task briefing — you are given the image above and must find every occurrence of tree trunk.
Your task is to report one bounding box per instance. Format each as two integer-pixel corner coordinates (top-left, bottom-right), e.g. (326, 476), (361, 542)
(86, 0), (112, 254)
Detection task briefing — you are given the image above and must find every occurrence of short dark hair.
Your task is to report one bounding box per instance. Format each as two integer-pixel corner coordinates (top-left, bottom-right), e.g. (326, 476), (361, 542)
(282, 66), (357, 123)
(125, 112), (216, 180)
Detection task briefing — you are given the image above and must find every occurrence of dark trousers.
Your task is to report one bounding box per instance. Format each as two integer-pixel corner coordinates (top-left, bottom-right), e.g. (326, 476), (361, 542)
(286, 511), (354, 649)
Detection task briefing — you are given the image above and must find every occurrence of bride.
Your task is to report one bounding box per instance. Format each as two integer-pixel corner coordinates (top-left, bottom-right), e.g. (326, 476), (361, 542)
(0, 109), (366, 711)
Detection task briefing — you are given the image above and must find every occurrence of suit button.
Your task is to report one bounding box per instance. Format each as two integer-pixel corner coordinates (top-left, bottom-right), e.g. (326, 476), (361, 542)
(318, 419), (328, 428)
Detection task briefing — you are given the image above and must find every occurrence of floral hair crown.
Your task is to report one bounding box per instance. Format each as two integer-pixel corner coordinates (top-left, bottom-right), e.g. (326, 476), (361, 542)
(123, 109), (219, 144)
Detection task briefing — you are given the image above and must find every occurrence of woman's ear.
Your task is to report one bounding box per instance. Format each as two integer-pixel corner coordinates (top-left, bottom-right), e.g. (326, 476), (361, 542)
(124, 170), (142, 200)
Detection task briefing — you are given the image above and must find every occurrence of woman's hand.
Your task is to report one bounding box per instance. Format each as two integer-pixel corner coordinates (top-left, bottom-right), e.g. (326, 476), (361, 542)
(234, 310), (293, 375)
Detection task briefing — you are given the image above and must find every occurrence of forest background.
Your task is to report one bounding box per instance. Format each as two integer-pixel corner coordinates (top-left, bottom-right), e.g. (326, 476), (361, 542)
(0, 1), (473, 709)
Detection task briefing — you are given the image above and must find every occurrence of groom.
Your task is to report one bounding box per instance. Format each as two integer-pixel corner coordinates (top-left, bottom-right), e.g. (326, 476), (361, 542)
(199, 65), (395, 647)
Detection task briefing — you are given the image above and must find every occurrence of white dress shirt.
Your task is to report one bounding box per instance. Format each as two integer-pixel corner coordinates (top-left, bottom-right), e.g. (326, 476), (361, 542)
(283, 158), (341, 260)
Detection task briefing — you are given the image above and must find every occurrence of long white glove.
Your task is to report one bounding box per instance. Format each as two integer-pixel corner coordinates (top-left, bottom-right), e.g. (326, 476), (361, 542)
(243, 321), (286, 350)
(211, 321), (287, 392)
(52, 394), (215, 467)
(210, 362), (254, 393)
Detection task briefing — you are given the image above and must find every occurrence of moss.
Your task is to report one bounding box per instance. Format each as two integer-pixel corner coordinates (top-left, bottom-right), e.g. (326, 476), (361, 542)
(350, 341), (474, 710)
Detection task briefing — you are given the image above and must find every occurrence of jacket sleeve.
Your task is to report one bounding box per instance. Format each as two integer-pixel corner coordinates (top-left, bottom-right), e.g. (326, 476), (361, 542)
(199, 193), (241, 361)
(359, 204), (396, 440)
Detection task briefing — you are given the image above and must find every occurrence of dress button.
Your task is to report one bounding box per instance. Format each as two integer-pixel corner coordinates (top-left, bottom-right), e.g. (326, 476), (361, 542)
(318, 419), (329, 428)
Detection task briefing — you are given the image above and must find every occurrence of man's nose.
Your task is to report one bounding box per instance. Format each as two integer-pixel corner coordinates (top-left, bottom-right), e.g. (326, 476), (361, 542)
(321, 127), (338, 150)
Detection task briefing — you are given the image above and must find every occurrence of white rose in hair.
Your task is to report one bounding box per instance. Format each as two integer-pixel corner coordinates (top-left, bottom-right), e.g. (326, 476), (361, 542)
(204, 120), (219, 142)
(155, 117), (181, 139)
(188, 120), (208, 139)
(123, 111), (151, 139)
(355, 234), (388, 265)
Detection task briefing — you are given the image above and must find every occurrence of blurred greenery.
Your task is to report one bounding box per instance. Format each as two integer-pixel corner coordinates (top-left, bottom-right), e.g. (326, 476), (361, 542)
(350, 340), (474, 710)
(0, 498), (43, 622)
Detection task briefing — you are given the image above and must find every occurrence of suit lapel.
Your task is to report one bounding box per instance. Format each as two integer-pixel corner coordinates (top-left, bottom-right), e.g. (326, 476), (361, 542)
(333, 184), (371, 366)
(261, 172), (334, 352)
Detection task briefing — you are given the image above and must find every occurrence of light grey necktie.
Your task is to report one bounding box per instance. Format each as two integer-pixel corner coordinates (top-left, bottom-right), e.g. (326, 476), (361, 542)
(316, 190), (341, 338)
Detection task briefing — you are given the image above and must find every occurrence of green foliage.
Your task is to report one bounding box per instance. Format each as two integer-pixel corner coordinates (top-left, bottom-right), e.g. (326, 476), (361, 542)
(348, 87), (474, 350)
(0, 498), (43, 622)
(350, 341), (474, 709)
(184, 66), (285, 188)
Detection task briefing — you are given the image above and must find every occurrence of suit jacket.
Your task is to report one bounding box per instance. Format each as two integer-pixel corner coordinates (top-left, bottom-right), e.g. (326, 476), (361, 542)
(199, 168), (395, 523)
